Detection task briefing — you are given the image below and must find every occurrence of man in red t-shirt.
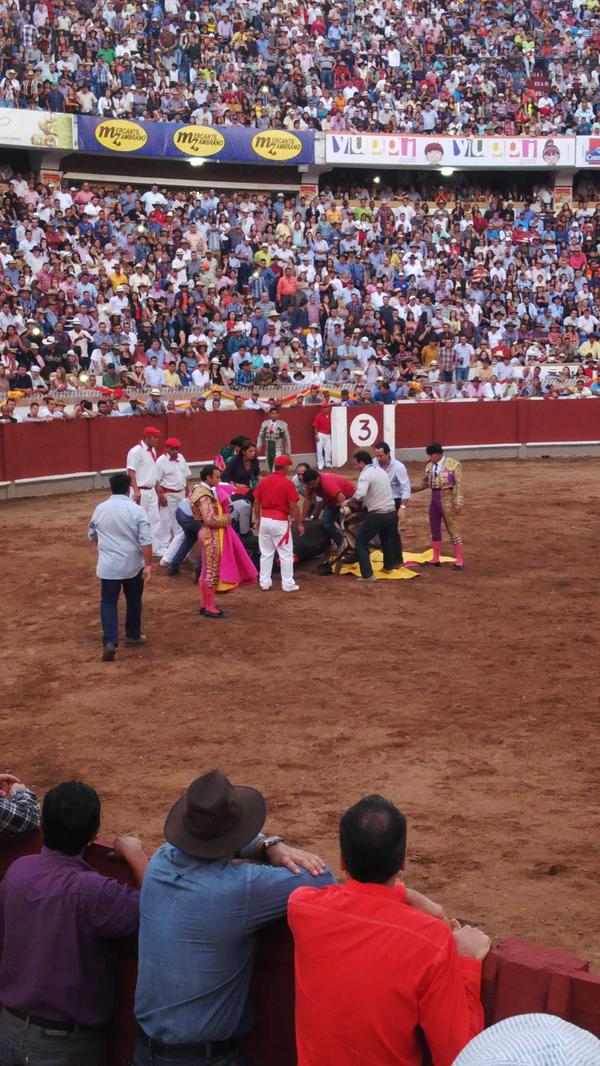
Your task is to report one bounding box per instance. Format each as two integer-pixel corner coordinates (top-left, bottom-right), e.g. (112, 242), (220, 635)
(289, 795), (489, 1066)
(253, 455), (304, 592)
(301, 468), (355, 546)
(311, 404), (332, 470)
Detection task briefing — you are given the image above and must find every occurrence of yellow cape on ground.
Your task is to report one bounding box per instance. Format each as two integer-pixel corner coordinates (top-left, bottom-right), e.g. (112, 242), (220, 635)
(339, 549), (454, 580)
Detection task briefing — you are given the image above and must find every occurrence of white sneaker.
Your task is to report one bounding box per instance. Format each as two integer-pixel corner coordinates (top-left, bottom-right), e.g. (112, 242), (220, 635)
(260, 584), (272, 591)
(283, 584), (300, 592)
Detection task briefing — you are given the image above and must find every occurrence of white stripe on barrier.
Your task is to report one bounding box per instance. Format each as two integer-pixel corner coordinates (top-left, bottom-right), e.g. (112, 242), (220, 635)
(526, 440), (600, 446)
(331, 406), (348, 468)
(383, 406), (396, 451)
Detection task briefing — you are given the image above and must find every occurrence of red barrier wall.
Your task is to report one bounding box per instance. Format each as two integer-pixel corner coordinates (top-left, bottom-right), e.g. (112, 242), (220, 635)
(396, 403), (436, 448)
(394, 399), (600, 451)
(523, 399), (600, 443)
(1, 401), (599, 483)
(2, 420), (93, 480)
(1, 835), (599, 1066)
(434, 401), (521, 446)
(0, 407), (320, 482)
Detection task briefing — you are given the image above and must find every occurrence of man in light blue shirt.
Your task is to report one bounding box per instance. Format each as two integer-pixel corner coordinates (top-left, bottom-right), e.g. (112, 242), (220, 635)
(373, 441), (412, 568)
(373, 442), (411, 509)
(133, 770), (334, 1065)
(88, 471), (152, 662)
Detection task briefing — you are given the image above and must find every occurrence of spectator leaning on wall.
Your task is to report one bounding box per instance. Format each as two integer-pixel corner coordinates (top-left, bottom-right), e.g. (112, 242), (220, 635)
(132, 769), (334, 1066)
(0, 780), (148, 1066)
(0, 772), (40, 838)
(289, 793), (490, 1066)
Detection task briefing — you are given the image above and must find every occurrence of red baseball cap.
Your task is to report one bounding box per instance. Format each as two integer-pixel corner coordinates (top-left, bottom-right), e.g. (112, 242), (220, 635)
(164, 437), (181, 447)
(274, 454), (293, 468)
(143, 426), (161, 436)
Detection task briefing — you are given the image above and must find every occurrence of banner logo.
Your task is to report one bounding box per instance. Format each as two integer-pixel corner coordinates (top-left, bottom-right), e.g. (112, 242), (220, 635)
(251, 131), (303, 161)
(94, 120), (148, 152)
(172, 125), (225, 157)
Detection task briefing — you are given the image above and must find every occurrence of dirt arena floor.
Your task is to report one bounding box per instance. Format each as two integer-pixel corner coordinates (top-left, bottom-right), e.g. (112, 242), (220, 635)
(1, 458), (599, 963)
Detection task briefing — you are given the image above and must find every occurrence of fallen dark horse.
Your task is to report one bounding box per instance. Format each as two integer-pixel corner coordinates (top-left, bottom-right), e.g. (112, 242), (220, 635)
(291, 519), (331, 565)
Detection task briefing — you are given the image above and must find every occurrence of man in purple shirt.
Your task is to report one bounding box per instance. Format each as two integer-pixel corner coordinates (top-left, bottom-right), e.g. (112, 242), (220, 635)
(0, 780), (147, 1066)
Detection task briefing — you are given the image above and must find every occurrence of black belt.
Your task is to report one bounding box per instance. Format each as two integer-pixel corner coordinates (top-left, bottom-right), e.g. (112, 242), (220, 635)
(137, 1026), (238, 1060)
(5, 1007), (100, 1034)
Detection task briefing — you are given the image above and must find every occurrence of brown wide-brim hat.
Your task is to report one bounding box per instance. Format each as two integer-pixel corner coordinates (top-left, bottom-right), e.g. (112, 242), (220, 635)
(164, 769), (266, 859)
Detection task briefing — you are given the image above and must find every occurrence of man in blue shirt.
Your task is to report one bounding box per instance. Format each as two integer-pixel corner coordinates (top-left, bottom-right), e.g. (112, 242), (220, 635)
(372, 380), (397, 404)
(235, 360), (254, 388)
(133, 770), (334, 1065)
(88, 471), (153, 662)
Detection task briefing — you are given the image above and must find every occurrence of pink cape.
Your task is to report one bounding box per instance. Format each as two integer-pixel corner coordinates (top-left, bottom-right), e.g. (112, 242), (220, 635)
(216, 483), (257, 588)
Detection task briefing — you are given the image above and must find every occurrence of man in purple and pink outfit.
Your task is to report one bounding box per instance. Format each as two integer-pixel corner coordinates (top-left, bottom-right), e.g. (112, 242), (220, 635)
(412, 443), (465, 570)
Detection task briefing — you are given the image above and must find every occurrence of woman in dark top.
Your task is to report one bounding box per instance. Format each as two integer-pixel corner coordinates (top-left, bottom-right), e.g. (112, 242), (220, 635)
(223, 440), (260, 492)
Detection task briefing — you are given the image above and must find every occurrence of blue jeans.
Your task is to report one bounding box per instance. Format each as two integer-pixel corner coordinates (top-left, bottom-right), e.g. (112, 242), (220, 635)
(132, 1041), (248, 1066)
(456, 366), (469, 382)
(355, 511), (396, 578)
(169, 508), (201, 571)
(100, 570), (143, 646)
(321, 504), (343, 546)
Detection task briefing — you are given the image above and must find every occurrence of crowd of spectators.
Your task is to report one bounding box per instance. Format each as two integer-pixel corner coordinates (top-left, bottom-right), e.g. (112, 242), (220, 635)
(1, 172), (600, 425)
(0, 0), (599, 135)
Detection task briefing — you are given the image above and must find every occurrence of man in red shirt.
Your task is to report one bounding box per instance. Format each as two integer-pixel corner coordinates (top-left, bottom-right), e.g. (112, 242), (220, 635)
(289, 794), (489, 1066)
(311, 403), (332, 470)
(253, 455), (304, 592)
(301, 467), (355, 546)
(276, 266), (299, 311)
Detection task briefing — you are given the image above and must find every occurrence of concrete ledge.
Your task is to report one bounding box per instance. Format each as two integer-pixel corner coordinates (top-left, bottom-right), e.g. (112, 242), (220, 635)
(525, 442), (600, 458)
(397, 444), (521, 462)
(1, 472), (98, 499)
(398, 442), (600, 462)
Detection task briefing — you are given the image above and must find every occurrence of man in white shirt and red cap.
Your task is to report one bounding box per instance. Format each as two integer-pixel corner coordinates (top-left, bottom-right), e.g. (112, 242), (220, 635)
(126, 426), (163, 555)
(154, 437), (192, 557)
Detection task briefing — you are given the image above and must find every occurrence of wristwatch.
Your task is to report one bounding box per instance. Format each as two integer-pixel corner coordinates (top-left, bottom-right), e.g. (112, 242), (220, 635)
(260, 835), (283, 860)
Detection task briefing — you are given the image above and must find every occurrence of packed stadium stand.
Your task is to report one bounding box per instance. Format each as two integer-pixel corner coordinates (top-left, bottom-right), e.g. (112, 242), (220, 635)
(1, 0), (599, 134)
(0, 178), (599, 416)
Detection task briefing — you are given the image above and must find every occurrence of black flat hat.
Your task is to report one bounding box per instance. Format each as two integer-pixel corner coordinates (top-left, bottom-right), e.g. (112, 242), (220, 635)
(164, 770), (266, 859)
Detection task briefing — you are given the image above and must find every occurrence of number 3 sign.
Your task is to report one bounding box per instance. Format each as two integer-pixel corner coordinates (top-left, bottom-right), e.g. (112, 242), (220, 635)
(350, 414), (378, 448)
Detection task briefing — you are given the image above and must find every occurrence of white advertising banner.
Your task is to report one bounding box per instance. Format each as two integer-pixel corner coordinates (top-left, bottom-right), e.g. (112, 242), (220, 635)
(0, 109), (75, 149)
(325, 134), (576, 169)
(576, 136), (600, 167)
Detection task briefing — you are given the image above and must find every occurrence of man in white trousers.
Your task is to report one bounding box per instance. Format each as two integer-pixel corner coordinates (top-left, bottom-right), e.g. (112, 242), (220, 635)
(154, 437), (192, 557)
(126, 426), (163, 556)
(311, 403), (332, 470)
(253, 455), (304, 592)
